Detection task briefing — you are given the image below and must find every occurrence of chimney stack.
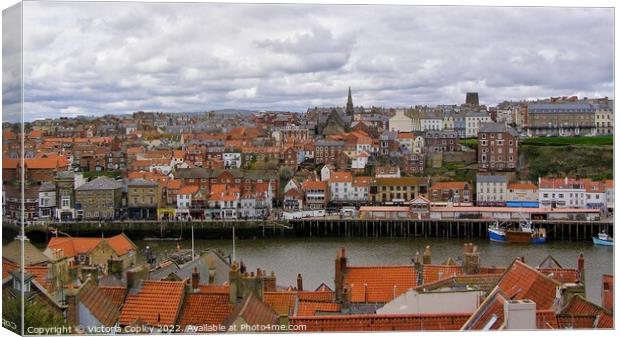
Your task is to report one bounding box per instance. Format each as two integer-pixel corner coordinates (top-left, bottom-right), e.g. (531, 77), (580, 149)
(297, 273), (303, 291)
(191, 267), (200, 290)
(423, 246), (432, 265)
(229, 261), (241, 304)
(504, 300), (536, 330)
(335, 247), (348, 303)
(577, 253), (585, 285)
(264, 271), (276, 292)
(463, 243), (480, 275)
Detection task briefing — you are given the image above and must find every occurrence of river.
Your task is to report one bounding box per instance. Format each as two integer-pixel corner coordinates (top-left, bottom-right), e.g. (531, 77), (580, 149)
(135, 237), (613, 306)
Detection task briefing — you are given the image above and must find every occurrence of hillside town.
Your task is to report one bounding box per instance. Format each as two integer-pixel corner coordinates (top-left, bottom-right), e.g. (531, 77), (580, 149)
(1, 90), (615, 333)
(1, 90), (614, 224)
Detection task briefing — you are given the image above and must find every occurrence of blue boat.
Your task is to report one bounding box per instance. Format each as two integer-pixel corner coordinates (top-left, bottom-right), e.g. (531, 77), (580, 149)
(593, 231), (614, 246)
(488, 220), (546, 244)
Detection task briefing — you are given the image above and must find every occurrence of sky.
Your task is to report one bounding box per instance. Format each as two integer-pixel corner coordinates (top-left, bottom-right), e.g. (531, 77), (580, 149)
(2, 1), (614, 121)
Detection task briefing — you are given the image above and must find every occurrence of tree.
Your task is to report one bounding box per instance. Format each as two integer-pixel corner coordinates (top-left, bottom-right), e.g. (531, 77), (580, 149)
(278, 166), (294, 181)
(2, 297), (67, 334)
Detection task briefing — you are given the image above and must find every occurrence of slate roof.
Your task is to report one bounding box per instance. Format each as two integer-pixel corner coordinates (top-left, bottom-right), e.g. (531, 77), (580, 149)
(479, 122), (519, 136)
(476, 174), (509, 183)
(75, 176), (122, 191)
(149, 251), (230, 285)
(3, 237), (49, 265)
(528, 103), (596, 113)
(127, 178), (159, 187)
(119, 280), (186, 326)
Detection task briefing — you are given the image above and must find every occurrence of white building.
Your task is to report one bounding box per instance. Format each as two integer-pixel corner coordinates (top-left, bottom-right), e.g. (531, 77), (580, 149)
(595, 103), (613, 135)
(321, 164), (334, 182)
(465, 112), (492, 138)
(476, 174), (508, 206)
(389, 109), (414, 132)
(538, 177), (586, 208)
(38, 182), (56, 220)
(329, 171), (353, 202)
(378, 288), (484, 315)
(420, 115), (443, 131)
(223, 152), (242, 169)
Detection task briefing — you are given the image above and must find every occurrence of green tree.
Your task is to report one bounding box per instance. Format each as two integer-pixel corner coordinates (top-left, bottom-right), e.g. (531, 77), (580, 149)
(2, 297), (67, 334)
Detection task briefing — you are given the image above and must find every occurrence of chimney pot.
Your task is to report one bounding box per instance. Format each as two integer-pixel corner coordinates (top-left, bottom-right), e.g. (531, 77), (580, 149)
(297, 273), (303, 291)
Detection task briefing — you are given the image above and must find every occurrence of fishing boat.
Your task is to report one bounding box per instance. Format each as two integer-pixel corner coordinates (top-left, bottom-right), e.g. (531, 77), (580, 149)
(593, 231), (614, 246)
(488, 220), (546, 244)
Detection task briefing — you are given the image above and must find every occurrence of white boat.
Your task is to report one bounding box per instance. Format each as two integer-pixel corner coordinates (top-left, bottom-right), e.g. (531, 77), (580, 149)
(593, 231), (614, 246)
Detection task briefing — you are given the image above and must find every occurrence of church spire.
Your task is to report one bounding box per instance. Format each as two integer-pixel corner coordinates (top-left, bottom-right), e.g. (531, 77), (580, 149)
(346, 86), (354, 116)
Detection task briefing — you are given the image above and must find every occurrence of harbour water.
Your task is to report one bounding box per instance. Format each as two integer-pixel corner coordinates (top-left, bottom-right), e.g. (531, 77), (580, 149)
(136, 237), (614, 306)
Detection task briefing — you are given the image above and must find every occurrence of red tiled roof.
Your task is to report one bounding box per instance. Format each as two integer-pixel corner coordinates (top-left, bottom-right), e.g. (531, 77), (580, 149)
(264, 292), (297, 316)
(496, 259), (561, 310)
(431, 181), (469, 190)
(197, 284), (229, 294)
(559, 295), (613, 329)
(78, 281), (121, 327)
(538, 268), (580, 284)
(47, 234), (136, 258)
(422, 264), (464, 284)
(508, 182), (537, 190)
(302, 180), (327, 190)
(297, 291), (335, 302)
(119, 280), (185, 326)
(178, 185), (199, 195)
(226, 293), (278, 327)
(295, 301), (341, 316)
(290, 313), (471, 332)
(177, 293), (233, 328)
(100, 286), (128, 308)
(463, 288), (559, 330)
(330, 171), (353, 183)
(344, 266), (416, 303)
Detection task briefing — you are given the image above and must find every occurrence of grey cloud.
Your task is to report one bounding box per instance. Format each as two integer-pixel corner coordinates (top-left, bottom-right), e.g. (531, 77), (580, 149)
(9, 2), (614, 120)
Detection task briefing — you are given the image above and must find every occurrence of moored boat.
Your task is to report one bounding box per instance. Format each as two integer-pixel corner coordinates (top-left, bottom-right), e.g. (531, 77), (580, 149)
(488, 220), (546, 244)
(592, 231), (614, 246)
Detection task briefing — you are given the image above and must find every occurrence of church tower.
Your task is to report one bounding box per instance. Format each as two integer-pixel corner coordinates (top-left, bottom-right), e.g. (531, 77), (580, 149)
(345, 86), (354, 116)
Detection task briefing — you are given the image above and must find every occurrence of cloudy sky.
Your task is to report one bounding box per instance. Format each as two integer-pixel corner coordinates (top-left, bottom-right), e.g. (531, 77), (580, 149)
(2, 2), (614, 121)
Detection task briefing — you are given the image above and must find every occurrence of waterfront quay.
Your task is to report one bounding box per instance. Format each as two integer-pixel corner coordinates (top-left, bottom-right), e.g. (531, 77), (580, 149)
(6, 217), (613, 242)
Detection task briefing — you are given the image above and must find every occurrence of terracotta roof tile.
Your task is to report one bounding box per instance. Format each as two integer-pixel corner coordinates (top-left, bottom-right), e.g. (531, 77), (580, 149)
(264, 292), (297, 316)
(119, 280), (185, 326)
(47, 234), (136, 258)
(296, 301), (341, 316)
(78, 281), (121, 327)
(177, 293), (233, 328)
(100, 286), (128, 308)
(559, 295), (613, 329)
(496, 259), (560, 310)
(344, 266), (416, 303)
(422, 264), (464, 284)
